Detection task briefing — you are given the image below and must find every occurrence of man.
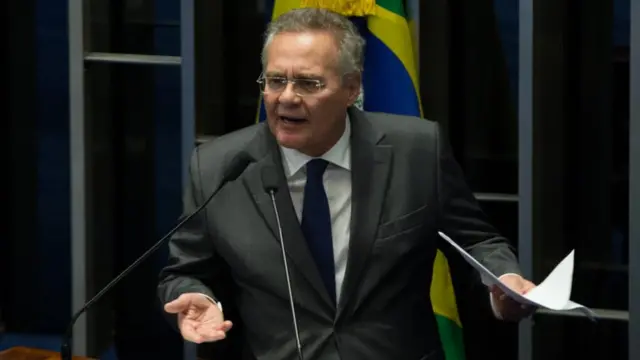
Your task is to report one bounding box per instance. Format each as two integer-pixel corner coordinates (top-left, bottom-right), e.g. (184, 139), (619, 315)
(158, 8), (535, 360)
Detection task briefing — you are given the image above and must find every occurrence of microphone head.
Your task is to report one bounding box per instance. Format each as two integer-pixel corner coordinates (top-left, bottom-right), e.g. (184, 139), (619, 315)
(261, 165), (280, 194)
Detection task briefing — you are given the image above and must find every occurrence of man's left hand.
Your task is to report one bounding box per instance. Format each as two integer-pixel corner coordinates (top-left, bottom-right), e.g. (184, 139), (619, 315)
(490, 274), (537, 321)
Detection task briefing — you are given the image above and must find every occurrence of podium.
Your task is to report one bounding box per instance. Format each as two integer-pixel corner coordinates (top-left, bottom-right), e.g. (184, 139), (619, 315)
(0, 347), (94, 360)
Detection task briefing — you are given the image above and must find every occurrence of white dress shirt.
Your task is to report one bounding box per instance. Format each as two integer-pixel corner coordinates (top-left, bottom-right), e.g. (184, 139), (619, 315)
(279, 117), (352, 303)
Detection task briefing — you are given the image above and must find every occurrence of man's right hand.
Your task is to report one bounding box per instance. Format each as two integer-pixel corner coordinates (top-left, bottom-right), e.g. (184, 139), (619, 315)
(164, 293), (233, 343)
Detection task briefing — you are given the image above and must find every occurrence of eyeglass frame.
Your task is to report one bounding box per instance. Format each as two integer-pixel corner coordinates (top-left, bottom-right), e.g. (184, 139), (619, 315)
(256, 73), (327, 97)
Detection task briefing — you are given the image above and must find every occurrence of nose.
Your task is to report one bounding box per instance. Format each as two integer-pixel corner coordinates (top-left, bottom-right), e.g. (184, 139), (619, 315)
(278, 83), (301, 104)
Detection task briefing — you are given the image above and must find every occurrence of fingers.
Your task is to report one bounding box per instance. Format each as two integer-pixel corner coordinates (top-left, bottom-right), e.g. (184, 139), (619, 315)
(167, 294), (233, 343)
(180, 320), (233, 344)
(489, 284), (505, 297)
(180, 320), (207, 343)
(195, 321), (234, 342)
(164, 294), (191, 314)
(491, 277), (539, 321)
(216, 320), (234, 332)
(501, 300), (537, 321)
(176, 306), (233, 343)
(491, 290), (536, 322)
(220, 320), (233, 332)
(165, 293), (212, 314)
(520, 281), (536, 294)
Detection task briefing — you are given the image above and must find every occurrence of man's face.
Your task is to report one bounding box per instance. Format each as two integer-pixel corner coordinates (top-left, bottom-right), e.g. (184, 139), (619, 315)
(262, 31), (360, 157)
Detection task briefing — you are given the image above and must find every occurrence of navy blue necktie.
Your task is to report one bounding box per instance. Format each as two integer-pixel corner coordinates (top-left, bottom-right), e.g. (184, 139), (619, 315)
(300, 159), (336, 303)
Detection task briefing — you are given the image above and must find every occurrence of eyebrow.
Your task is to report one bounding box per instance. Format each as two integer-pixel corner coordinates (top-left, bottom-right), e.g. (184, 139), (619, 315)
(263, 71), (322, 80)
(293, 73), (322, 80)
(264, 71), (285, 77)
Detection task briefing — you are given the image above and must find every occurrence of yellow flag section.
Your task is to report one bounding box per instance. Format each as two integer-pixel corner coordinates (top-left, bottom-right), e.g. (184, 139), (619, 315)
(256, 2), (465, 358)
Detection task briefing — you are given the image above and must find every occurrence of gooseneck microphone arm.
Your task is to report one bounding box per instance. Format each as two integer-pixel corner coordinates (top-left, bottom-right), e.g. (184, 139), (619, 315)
(60, 216), (189, 360)
(261, 166), (304, 360)
(60, 151), (251, 360)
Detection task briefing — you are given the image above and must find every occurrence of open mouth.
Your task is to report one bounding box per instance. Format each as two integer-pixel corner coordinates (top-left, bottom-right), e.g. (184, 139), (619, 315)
(279, 116), (308, 124)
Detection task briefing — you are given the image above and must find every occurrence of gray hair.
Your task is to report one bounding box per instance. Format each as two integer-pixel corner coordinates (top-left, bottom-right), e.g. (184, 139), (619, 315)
(261, 8), (365, 75)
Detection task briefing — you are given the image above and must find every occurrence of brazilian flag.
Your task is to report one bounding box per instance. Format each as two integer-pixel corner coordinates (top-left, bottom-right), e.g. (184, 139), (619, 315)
(257, 1), (465, 359)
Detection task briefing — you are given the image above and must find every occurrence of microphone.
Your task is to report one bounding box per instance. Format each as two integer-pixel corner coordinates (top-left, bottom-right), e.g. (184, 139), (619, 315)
(60, 150), (252, 360)
(261, 166), (304, 360)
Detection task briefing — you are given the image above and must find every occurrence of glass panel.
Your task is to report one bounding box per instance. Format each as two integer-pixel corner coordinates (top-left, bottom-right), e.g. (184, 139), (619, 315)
(445, 1), (518, 194)
(194, 0), (264, 137)
(533, 315), (628, 360)
(534, 18), (629, 312)
(561, 45), (629, 310)
(84, 60), (183, 357)
(86, 0), (180, 56)
(525, 1), (630, 359)
(4, 0), (60, 335)
(478, 200), (518, 247)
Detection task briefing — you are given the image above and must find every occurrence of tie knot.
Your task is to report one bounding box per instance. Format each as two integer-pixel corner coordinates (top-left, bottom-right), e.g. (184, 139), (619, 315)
(306, 158), (329, 179)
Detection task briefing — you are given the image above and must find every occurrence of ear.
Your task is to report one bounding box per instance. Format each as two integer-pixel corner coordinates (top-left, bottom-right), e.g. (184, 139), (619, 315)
(343, 73), (362, 106)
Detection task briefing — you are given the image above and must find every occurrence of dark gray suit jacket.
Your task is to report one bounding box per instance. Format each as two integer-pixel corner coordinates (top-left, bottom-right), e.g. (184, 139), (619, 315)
(158, 107), (521, 360)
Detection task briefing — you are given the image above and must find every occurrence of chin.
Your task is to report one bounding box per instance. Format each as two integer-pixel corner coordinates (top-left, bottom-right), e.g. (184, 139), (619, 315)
(275, 132), (307, 151)
(268, 119), (312, 151)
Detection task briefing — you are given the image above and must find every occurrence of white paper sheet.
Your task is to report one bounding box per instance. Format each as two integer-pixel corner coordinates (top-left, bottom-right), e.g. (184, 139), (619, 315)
(438, 231), (596, 321)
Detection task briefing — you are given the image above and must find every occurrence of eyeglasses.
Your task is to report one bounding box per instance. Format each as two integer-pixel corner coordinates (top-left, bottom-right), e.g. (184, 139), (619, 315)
(256, 74), (325, 97)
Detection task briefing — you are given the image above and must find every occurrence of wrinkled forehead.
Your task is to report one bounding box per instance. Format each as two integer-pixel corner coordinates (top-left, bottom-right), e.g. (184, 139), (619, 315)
(265, 31), (341, 77)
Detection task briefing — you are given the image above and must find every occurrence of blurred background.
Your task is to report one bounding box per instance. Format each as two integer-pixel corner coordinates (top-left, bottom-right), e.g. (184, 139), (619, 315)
(3, 0), (637, 360)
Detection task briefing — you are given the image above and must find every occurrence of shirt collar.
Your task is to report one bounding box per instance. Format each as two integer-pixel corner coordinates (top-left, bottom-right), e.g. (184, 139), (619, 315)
(280, 115), (351, 178)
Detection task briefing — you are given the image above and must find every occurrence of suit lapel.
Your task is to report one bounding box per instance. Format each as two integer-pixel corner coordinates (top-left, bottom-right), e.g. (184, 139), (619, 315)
(242, 127), (334, 310)
(338, 108), (393, 318)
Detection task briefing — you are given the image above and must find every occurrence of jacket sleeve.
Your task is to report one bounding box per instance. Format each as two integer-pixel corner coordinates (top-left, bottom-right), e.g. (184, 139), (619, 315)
(435, 122), (522, 280)
(157, 147), (221, 316)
